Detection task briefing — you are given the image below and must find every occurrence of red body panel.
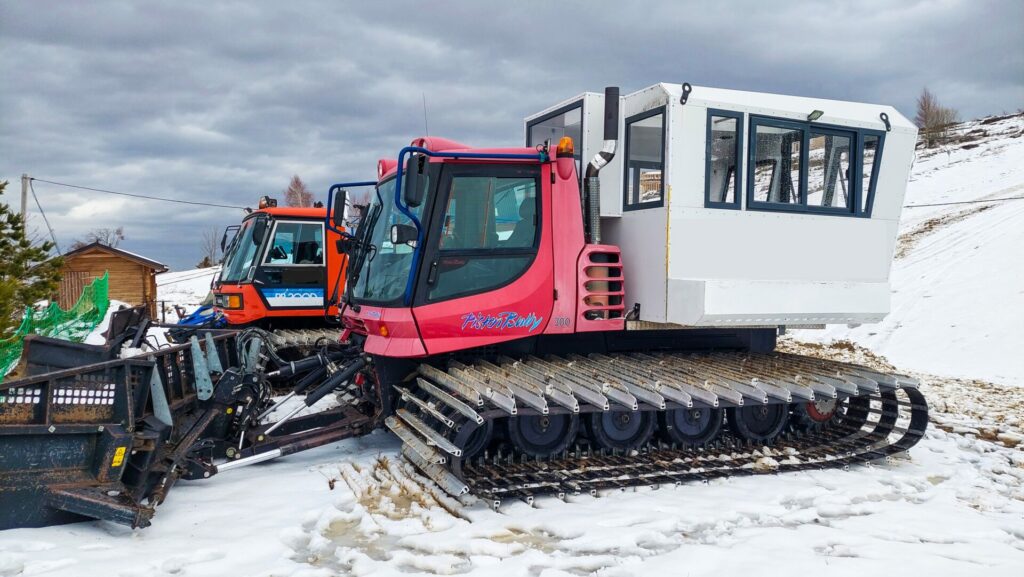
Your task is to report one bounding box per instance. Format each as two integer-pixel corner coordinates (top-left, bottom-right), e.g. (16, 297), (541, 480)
(544, 155), (586, 335)
(345, 305), (426, 357)
(413, 164), (556, 355)
(576, 245), (626, 332)
(343, 138), (625, 358)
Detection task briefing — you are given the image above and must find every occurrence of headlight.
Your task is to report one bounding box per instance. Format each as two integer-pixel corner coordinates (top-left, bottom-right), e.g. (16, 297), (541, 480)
(216, 294), (243, 309)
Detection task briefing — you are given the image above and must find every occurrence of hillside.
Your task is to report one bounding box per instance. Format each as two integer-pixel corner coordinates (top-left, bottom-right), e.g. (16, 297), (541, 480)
(792, 113), (1024, 386)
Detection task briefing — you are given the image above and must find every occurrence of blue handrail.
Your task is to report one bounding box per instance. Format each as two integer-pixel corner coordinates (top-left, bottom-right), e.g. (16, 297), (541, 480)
(392, 146), (546, 305)
(326, 181), (378, 236)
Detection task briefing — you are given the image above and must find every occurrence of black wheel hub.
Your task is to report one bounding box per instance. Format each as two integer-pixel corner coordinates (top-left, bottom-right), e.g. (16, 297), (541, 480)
(454, 419), (494, 460)
(588, 410), (654, 451)
(660, 407), (723, 446)
(603, 411), (640, 441)
(728, 403), (789, 443)
(508, 414), (578, 458)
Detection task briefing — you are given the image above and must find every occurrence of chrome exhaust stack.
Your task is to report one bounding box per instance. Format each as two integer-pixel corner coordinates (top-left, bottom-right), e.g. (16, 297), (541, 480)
(583, 86), (620, 244)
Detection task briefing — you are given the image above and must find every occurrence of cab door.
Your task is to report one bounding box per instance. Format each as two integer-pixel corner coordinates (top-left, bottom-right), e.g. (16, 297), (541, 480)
(412, 163), (554, 354)
(253, 219), (326, 309)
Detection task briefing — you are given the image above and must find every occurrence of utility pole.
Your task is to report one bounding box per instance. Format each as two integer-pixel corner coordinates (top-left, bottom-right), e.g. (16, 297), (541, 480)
(20, 173), (29, 220)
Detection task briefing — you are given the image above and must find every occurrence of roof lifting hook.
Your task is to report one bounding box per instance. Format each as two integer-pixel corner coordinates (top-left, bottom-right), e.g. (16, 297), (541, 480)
(879, 112), (892, 132)
(679, 82), (693, 105)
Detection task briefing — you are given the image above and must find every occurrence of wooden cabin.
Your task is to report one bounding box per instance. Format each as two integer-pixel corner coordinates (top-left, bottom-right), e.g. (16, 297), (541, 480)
(59, 243), (168, 317)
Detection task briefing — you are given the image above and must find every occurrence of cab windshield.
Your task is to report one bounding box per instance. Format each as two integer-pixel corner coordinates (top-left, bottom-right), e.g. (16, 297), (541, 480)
(351, 177), (426, 303)
(219, 216), (263, 283)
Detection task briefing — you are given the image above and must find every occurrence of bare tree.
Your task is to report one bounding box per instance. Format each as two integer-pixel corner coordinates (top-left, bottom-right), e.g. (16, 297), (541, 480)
(197, 226), (220, 268)
(915, 88), (959, 148)
(346, 188), (373, 227)
(284, 174), (313, 207)
(71, 226), (125, 249)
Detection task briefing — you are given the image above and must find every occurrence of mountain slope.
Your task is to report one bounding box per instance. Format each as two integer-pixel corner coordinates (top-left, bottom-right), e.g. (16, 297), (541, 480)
(795, 113), (1024, 386)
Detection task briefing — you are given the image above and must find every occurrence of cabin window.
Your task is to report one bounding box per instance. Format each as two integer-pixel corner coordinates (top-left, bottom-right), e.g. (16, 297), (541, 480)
(527, 102), (583, 181)
(263, 222), (323, 265)
(428, 167), (540, 302)
(750, 121), (804, 206)
(624, 107), (666, 210)
(807, 130), (853, 210)
(705, 110), (743, 208)
(746, 115), (884, 217)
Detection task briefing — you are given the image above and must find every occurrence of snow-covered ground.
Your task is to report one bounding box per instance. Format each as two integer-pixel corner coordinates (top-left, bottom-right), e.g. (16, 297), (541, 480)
(156, 267), (220, 322)
(2, 116), (1023, 577)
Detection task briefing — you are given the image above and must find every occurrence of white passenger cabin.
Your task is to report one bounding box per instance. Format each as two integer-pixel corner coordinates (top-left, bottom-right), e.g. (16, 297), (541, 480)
(525, 83), (916, 328)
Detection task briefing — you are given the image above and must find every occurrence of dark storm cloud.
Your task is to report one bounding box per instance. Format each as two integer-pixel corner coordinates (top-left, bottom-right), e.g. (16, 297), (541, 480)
(1, 0), (1020, 269)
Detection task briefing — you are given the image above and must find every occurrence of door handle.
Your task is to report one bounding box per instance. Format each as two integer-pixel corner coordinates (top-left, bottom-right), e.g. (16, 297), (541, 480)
(427, 260), (439, 285)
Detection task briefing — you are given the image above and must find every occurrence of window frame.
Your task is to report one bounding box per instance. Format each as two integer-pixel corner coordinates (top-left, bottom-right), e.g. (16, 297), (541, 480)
(805, 125), (857, 215)
(415, 163), (544, 305)
(857, 129), (886, 218)
(745, 115), (885, 218)
(746, 116), (807, 212)
(258, 219), (326, 267)
(526, 100), (584, 188)
(622, 106), (667, 212)
(704, 109), (744, 210)
(525, 100), (584, 149)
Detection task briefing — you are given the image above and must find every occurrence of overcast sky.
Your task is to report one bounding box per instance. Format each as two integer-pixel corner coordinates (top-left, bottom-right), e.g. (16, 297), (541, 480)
(1, 0), (1021, 270)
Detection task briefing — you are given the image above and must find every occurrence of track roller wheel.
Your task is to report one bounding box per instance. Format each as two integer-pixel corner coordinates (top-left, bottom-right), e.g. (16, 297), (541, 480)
(454, 419), (494, 460)
(508, 414), (579, 458)
(790, 399), (839, 432)
(727, 404), (789, 444)
(586, 410), (655, 452)
(659, 407), (722, 447)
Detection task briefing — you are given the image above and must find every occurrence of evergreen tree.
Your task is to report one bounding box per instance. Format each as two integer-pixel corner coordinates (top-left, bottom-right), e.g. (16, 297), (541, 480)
(0, 181), (63, 338)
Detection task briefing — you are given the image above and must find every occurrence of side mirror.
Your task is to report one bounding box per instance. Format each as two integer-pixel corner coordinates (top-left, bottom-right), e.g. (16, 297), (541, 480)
(402, 154), (426, 208)
(390, 223), (418, 246)
(252, 218), (268, 246)
(220, 231), (228, 252)
(332, 188), (347, 229)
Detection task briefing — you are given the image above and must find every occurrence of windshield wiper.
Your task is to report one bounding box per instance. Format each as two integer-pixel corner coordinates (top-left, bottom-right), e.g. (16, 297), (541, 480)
(343, 200), (383, 306)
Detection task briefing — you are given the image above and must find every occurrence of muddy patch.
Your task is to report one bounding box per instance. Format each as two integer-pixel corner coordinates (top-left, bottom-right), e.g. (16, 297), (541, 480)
(895, 204), (993, 259)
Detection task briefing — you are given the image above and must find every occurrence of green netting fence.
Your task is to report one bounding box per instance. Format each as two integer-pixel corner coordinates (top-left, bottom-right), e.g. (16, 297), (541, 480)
(1, 272), (110, 377)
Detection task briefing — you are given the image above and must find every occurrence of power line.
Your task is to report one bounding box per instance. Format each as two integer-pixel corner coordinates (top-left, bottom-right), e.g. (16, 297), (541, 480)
(904, 196), (1024, 208)
(28, 179), (62, 254)
(30, 178), (248, 210)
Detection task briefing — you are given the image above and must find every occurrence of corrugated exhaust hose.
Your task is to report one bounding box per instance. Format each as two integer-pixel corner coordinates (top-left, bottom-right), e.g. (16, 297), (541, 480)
(584, 86), (619, 244)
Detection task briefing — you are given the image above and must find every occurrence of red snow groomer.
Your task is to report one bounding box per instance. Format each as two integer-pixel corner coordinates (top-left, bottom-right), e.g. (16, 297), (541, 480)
(330, 85), (929, 502)
(0, 85), (929, 529)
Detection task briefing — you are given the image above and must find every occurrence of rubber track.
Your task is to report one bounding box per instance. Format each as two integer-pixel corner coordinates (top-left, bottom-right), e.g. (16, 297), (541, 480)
(388, 352), (930, 507)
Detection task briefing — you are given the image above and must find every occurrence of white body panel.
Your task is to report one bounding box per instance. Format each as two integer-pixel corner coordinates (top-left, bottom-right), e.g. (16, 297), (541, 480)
(525, 83), (917, 327)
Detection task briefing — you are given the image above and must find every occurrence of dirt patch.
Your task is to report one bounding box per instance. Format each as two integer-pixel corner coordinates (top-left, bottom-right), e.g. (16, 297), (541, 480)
(894, 204), (993, 259)
(338, 456), (465, 521)
(777, 338), (897, 372)
(779, 337), (1024, 449)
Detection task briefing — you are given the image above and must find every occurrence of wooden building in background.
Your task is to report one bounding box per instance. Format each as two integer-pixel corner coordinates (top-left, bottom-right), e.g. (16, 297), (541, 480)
(59, 243), (168, 317)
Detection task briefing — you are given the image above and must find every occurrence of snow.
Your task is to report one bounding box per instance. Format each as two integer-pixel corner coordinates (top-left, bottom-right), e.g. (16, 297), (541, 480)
(156, 266), (220, 322)
(2, 115), (1023, 576)
(83, 300), (132, 345)
(793, 114), (1024, 386)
